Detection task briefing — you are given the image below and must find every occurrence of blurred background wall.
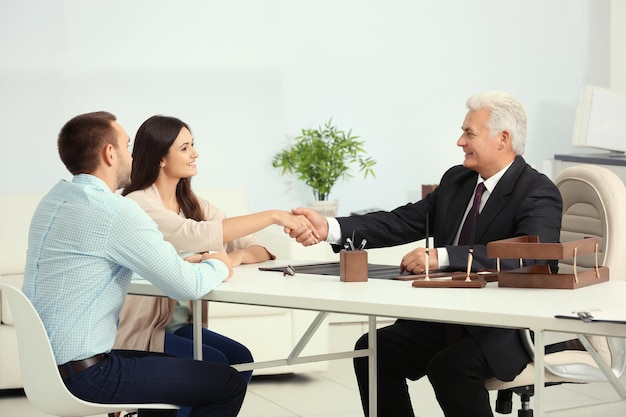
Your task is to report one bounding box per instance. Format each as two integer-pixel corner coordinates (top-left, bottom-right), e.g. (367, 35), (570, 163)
(0, 0), (619, 215)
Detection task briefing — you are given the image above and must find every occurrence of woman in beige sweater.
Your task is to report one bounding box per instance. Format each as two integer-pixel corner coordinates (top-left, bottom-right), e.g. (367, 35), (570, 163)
(114, 115), (318, 389)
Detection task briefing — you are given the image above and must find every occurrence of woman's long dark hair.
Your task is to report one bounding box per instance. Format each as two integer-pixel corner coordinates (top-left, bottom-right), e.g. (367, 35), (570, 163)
(122, 115), (205, 221)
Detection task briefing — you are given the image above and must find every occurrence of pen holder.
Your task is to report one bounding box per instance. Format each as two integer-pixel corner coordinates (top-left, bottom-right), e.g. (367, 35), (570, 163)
(340, 249), (368, 282)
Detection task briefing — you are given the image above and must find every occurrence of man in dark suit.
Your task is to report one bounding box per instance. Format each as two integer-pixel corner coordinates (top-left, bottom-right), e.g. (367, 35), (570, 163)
(289, 91), (563, 417)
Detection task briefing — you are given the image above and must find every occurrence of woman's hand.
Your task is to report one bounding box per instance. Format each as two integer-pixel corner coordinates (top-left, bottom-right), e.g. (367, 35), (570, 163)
(227, 250), (244, 267)
(183, 253), (204, 263)
(201, 251), (234, 280)
(288, 207), (328, 246)
(274, 210), (321, 245)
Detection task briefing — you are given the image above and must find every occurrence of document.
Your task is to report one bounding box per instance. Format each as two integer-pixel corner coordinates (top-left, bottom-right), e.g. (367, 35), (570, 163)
(555, 309), (626, 324)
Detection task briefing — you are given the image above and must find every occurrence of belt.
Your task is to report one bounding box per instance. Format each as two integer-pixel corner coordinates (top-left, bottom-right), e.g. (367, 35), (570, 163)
(58, 353), (108, 380)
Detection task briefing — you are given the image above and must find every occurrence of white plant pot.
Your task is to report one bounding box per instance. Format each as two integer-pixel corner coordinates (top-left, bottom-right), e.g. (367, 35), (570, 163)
(307, 199), (339, 217)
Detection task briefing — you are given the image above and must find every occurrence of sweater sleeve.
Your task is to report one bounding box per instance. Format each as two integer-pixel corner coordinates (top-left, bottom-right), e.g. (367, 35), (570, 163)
(126, 186), (225, 253)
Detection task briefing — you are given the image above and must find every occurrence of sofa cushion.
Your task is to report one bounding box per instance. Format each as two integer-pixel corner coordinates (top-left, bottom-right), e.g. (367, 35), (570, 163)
(0, 192), (44, 275)
(0, 326), (21, 388)
(0, 274), (24, 325)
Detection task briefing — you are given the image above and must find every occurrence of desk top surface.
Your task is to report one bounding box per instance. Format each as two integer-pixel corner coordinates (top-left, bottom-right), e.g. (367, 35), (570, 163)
(128, 260), (626, 337)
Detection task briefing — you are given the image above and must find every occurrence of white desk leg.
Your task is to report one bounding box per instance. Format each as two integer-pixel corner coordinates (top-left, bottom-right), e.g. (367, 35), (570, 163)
(368, 315), (377, 417)
(193, 299), (202, 360)
(533, 328), (545, 417)
(578, 334), (626, 398)
(288, 312), (328, 363)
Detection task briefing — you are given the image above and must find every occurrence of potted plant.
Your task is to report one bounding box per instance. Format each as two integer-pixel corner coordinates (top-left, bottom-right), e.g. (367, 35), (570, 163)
(272, 118), (376, 216)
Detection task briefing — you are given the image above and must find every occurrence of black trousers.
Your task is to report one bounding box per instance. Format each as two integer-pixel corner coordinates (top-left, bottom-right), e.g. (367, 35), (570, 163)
(353, 320), (496, 417)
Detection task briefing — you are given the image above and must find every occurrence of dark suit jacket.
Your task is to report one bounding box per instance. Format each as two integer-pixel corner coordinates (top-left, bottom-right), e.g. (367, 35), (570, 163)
(334, 155), (563, 381)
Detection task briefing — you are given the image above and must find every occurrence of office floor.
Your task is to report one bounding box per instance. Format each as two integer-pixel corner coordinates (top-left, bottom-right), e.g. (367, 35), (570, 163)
(2, 322), (626, 417)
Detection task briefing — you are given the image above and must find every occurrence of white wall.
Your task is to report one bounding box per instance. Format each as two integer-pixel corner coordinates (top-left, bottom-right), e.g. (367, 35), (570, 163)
(0, 0), (611, 216)
(611, 0), (626, 90)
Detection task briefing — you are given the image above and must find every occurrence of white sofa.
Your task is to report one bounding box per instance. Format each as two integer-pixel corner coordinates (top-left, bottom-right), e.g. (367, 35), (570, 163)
(0, 189), (333, 389)
(0, 192), (43, 389)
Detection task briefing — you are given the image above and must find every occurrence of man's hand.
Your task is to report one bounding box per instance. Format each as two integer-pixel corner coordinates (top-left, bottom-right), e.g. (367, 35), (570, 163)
(287, 207), (329, 246)
(400, 248), (439, 274)
(202, 251), (234, 280)
(274, 211), (320, 244)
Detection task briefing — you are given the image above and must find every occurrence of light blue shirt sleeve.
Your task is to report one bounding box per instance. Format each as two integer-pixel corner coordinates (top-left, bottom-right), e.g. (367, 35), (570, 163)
(108, 198), (228, 300)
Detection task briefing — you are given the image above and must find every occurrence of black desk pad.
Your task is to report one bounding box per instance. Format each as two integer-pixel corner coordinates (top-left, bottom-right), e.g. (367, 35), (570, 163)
(259, 261), (408, 280)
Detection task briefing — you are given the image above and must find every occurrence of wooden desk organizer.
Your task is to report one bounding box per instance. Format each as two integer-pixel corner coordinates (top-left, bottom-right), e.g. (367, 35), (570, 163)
(410, 249), (492, 288)
(410, 273), (487, 288)
(340, 249), (368, 282)
(486, 236), (609, 289)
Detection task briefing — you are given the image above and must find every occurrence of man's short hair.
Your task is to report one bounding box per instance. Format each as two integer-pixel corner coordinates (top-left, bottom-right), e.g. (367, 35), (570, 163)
(58, 111), (118, 175)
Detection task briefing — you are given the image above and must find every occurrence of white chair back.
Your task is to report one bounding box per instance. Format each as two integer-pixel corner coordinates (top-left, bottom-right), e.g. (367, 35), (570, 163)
(555, 164), (626, 279)
(0, 283), (178, 417)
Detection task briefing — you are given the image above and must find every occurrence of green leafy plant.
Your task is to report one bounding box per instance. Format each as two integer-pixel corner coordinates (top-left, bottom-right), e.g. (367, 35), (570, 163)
(272, 119), (376, 201)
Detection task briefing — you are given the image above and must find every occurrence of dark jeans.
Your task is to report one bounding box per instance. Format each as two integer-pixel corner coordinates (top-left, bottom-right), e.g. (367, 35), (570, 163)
(63, 350), (246, 417)
(353, 320), (495, 417)
(165, 324), (254, 383)
(163, 325), (253, 417)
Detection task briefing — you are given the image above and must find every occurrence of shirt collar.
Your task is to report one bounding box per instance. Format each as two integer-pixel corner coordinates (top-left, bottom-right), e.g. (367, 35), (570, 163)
(477, 160), (514, 193)
(72, 174), (113, 193)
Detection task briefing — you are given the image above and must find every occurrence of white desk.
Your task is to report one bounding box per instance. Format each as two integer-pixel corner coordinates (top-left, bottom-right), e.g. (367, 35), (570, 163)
(128, 260), (626, 417)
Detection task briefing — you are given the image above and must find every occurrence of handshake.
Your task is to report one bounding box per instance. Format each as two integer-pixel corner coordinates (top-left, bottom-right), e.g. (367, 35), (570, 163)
(278, 207), (438, 275)
(279, 207), (329, 247)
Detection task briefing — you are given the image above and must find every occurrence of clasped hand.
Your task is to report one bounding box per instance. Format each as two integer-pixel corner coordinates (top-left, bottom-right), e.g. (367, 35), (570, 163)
(284, 207), (328, 247)
(281, 208), (438, 274)
(275, 210), (321, 245)
(400, 247), (439, 274)
(184, 251), (234, 280)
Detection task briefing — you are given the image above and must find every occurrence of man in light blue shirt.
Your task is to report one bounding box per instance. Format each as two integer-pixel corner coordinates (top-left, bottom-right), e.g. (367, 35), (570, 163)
(23, 111), (246, 417)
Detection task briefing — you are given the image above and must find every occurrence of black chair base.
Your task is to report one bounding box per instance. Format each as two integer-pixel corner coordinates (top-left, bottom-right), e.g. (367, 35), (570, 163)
(495, 387), (534, 416)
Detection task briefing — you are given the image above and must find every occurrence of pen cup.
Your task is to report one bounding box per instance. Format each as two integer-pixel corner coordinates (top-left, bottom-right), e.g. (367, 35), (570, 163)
(340, 249), (368, 282)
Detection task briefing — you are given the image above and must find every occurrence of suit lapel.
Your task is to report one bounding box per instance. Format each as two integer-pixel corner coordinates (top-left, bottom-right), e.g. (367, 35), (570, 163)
(474, 156), (525, 243)
(443, 175), (477, 243)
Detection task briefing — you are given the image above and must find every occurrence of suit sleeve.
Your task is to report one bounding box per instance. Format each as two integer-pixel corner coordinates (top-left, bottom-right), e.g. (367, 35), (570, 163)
(333, 198), (433, 253)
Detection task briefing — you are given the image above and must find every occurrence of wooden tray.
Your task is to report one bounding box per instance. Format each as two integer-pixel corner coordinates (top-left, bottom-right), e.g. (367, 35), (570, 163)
(497, 264), (609, 289)
(486, 236), (609, 289)
(487, 235), (600, 260)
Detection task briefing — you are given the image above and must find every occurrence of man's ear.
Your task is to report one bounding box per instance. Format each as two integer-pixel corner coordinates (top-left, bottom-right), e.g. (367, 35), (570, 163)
(498, 131), (511, 150)
(102, 144), (115, 167)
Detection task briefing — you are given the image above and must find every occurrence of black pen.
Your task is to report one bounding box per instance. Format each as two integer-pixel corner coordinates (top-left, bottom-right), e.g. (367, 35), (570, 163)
(425, 213), (430, 280)
(425, 213), (429, 249)
(465, 227), (475, 281)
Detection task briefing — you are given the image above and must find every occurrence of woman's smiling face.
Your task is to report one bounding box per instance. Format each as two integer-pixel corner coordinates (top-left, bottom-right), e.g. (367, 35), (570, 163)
(160, 127), (199, 180)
